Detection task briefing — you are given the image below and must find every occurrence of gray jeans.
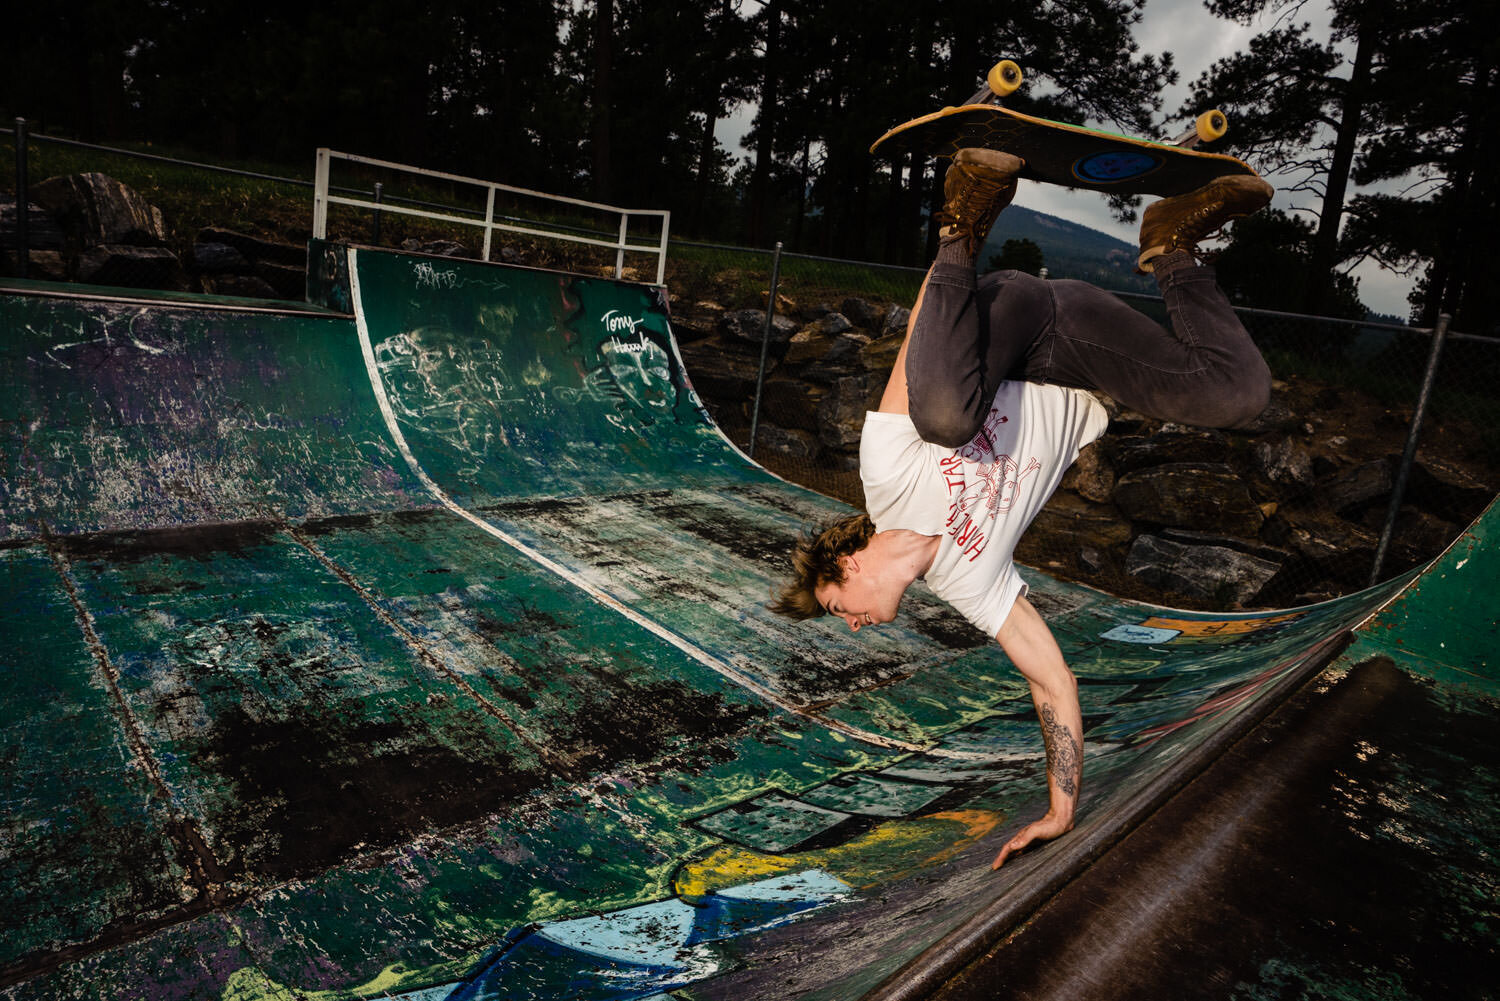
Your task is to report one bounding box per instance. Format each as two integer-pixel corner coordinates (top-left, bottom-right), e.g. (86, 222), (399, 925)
(904, 260), (1271, 448)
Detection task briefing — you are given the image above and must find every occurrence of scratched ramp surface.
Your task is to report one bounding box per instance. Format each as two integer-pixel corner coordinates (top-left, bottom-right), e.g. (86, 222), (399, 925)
(343, 248), (994, 714)
(0, 251), (1453, 1001)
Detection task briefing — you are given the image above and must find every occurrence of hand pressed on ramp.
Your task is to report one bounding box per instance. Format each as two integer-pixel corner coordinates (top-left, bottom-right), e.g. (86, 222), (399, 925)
(992, 809), (1075, 870)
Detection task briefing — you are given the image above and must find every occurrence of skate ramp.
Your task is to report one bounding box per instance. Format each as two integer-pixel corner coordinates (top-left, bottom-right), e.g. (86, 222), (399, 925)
(0, 246), (1489, 1000)
(874, 492), (1500, 1001)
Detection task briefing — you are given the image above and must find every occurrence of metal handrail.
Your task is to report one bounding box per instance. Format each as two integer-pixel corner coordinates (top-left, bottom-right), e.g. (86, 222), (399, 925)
(312, 148), (671, 286)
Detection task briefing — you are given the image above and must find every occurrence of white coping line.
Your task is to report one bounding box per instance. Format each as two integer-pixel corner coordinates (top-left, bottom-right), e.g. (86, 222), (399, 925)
(347, 247), (975, 759)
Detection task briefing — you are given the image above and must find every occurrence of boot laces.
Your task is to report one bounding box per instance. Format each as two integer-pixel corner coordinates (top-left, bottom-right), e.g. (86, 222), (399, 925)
(938, 171), (1012, 227)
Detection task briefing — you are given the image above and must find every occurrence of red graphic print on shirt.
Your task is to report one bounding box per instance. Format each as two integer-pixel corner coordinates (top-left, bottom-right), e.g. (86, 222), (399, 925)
(937, 405), (1042, 562)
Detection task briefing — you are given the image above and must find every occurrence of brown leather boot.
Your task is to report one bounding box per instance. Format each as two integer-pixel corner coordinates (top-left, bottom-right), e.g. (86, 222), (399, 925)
(1137, 174), (1274, 272)
(937, 149), (1024, 257)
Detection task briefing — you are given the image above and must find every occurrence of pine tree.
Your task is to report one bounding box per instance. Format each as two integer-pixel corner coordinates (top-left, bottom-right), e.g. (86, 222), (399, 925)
(742, 0), (1173, 259)
(1341, 0), (1497, 330)
(1178, 0), (1397, 317)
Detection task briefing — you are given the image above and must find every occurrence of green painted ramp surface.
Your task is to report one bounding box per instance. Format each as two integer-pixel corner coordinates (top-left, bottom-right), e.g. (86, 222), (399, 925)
(0, 248), (1491, 1001)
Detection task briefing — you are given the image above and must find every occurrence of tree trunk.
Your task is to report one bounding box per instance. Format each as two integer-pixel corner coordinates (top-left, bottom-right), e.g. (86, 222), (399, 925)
(1415, 39), (1493, 327)
(794, 139), (810, 248)
(1304, 21), (1374, 316)
(902, 157), (928, 266)
(924, 165), (944, 261)
(748, 0), (781, 246)
(903, 3), (936, 267)
(591, 0), (615, 202)
(690, 102), (719, 235)
(883, 150), (909, 262)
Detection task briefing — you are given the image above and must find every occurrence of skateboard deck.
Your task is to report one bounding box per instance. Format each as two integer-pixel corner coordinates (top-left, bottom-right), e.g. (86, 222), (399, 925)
(871, 62), (1257, 198)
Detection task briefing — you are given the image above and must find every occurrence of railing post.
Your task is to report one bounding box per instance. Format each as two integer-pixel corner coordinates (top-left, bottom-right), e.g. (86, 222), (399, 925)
(615, 214), (629, 279)
(655, 211), (671, 287)
(1370, 312), (1452, 585)
(371, 182), (383, 244)
(747, 241), (785, 459)
(14, 118), (29, 279)
(482, 186), (496, 261)
(312, 148), (331, 239)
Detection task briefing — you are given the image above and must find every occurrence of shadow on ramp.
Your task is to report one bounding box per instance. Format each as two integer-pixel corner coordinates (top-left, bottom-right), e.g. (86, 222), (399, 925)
(0, 246), (1492, 1000)
(926, 655), (1498, 1001)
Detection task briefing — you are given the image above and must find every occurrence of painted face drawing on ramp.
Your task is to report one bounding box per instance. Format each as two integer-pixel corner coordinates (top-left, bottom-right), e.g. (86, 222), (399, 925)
(557, 283), (705, 428)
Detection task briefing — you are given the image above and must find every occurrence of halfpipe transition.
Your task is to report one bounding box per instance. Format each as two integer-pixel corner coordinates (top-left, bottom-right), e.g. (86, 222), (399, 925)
(0, 244), (1492, 1000)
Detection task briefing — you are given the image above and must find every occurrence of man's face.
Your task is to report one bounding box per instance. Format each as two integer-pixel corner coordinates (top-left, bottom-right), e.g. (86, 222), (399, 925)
(813, 554), (902, 632)
(604, 338), (673, 413)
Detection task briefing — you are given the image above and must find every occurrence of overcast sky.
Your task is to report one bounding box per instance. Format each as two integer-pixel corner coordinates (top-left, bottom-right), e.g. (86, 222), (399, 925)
(1015, 0), (1415, 318)
(717, 0), (1415, 317)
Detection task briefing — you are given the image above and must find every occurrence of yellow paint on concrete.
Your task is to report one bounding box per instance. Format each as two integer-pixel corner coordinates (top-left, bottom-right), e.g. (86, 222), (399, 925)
(220, 968), (298, 1001)
(223, 956), (477, 1001)
(675, 809), (1004, 900)
(1141, 611), (1307, 637)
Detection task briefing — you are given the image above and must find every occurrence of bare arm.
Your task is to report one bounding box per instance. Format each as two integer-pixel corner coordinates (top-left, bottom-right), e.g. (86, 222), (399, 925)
(991, 593), (1083, 870)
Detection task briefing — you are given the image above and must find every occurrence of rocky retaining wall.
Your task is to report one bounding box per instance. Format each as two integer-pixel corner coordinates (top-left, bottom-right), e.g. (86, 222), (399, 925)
(671, 295), (1493, 610)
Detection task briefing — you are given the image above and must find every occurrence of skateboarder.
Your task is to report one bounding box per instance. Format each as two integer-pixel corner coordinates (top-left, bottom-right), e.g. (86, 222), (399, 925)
(770, 148), (1274, 869)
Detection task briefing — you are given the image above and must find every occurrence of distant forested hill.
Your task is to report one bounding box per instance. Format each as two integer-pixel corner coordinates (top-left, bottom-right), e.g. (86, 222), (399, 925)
(981, 204), (1155, 294)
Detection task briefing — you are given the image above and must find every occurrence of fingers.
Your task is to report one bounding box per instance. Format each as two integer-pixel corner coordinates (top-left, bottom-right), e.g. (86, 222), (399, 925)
(990, 816), (1074, 870)
(991, 828), (1035, 870)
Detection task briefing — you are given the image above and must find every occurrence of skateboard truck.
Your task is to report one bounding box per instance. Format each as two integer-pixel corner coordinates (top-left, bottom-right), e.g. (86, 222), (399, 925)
(1168, 110), (1229, 149)
(961, 59), (1023, 107)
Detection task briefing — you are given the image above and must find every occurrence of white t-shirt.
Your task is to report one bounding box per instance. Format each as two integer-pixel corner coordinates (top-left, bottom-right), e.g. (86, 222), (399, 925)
(860, 382), (1108, 638)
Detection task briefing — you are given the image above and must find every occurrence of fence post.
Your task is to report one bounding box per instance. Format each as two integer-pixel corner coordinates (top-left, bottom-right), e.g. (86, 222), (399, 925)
(371, 182), (383, 244)
(312, 148), (330, 239)
(747, 241), (784, 459)
(1370, 312), (1452, 585)
(13, 118), (29, 279)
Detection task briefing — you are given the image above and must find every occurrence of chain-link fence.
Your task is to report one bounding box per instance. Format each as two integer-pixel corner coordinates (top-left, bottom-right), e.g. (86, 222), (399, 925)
(0, 123), (672, 295)
(667, 243), (1499, 611)
(5, 123), (1496, 611)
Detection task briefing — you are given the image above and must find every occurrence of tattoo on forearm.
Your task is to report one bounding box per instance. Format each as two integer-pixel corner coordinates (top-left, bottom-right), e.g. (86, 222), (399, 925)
(1040, 703), (1082, 799)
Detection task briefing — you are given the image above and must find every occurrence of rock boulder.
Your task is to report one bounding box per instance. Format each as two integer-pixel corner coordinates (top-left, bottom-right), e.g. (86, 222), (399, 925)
(31, 173), (167, 247)
(1126, 534), (1281, 605)
(1113, 462), (1265, 537)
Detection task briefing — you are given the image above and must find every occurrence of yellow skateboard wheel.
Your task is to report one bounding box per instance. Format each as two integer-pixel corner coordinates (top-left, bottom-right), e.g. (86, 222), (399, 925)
(1196, 110), (1229, 143)
(987, 60), (1023, 98)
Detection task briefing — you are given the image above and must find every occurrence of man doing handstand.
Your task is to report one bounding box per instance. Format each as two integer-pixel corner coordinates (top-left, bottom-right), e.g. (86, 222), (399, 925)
(771, 149), (1274, 869)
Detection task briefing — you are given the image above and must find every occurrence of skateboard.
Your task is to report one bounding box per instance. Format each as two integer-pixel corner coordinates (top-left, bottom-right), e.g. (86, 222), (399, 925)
(870, 60), (1257, 197)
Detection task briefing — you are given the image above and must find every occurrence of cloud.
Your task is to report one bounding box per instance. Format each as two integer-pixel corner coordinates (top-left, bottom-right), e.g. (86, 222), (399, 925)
(1011, 0), (1412, 317)
(709, 0), (1414, 316)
